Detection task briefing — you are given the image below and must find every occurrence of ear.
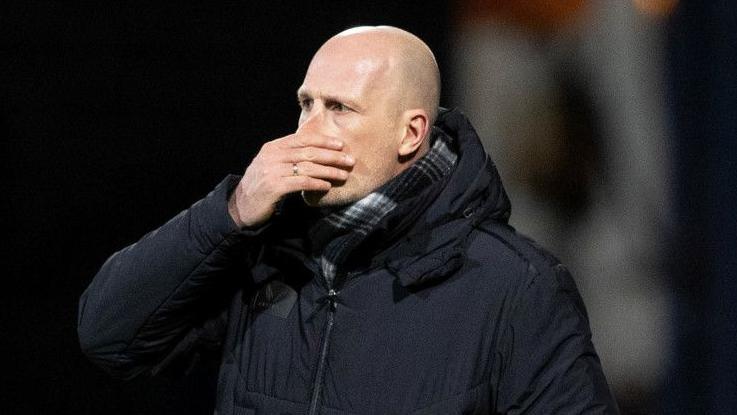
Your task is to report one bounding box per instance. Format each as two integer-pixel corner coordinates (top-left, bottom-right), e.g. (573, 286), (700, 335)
(398, 109), (430, 157)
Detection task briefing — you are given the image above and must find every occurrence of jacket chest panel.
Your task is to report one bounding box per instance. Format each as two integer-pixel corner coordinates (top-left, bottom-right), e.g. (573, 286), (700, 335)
(320, 271), (498, 413)
(227, 267), (503, 413)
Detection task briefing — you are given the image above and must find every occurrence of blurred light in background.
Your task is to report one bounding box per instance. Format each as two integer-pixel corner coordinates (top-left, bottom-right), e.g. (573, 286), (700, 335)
(451, 1), (673, 412)
(632, 0), (678, 18)
(458, 0), (588, 32)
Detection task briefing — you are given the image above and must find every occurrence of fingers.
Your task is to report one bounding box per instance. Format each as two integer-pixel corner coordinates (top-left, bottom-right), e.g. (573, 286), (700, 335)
(232, 131), (350, 227)
(285, 147), (355, 167)
(287, 135), (354, 167)
(264, 134), (355, 168)
(291, 161), (349, 182)
(279, 133), (344, 151)
(278, 175), (333, 195)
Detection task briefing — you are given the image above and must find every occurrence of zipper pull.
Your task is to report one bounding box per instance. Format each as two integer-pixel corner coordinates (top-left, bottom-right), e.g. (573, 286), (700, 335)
(327, 289), (338, 311)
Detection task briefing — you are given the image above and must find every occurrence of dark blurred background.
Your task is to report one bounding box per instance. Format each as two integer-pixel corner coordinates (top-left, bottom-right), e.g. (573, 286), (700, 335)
(2, 1), (735, 413)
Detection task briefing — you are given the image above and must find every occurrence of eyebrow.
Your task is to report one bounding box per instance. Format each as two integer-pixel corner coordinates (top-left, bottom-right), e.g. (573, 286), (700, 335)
(296, 88), (362, 111)
(296, 89), (311, 102)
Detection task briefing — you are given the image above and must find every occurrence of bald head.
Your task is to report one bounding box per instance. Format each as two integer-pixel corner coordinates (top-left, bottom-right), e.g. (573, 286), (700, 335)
(316, 26), (441, 126)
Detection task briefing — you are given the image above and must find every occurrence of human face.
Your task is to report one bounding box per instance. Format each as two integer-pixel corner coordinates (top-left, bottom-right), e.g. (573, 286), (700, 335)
(296, 40), (405, 207)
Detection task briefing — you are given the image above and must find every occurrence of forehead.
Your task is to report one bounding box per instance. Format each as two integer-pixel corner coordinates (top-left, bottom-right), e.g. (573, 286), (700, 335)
(299, 44), (394, 101)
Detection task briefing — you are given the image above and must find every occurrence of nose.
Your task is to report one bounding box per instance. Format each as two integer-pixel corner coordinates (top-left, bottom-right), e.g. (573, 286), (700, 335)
(297, 104), (325, 134)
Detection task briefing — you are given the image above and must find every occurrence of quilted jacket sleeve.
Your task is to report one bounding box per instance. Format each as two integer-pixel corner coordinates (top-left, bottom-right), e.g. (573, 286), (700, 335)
(77, 174), (265, 380)
(495, 261), (620, 414)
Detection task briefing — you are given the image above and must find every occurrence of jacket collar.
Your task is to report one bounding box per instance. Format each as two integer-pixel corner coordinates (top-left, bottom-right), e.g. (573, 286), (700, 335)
(382, 108), (511, 289)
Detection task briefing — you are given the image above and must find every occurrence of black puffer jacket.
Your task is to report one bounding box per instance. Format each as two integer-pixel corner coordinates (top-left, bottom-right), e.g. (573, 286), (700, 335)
(78, 108), (618, 414)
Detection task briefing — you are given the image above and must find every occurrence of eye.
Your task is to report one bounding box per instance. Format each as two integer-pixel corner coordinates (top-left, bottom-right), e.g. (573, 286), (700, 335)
(298, 98), (313, 111)
(329, 102), (350, 112)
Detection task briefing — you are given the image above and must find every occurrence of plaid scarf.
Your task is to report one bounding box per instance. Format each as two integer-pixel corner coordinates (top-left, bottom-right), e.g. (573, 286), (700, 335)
(308, 127), (457, 288)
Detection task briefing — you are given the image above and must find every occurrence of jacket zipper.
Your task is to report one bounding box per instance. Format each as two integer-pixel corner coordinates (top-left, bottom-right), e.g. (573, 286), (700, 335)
(308, 288), (338, 415)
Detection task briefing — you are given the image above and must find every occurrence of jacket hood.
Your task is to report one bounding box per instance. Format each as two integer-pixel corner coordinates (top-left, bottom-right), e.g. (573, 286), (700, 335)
(381, 107), (512, 288)
(427, 107), (511, 225)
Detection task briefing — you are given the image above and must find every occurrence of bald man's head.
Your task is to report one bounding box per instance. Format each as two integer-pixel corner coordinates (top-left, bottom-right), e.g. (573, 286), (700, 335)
(323, 26), (441, 126)
(297, 26), (442, 206)
(326, 26), (441, 125)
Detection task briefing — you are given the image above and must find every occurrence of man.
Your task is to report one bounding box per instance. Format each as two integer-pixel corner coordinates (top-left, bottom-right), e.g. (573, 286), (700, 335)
(78, 26), (618, 414)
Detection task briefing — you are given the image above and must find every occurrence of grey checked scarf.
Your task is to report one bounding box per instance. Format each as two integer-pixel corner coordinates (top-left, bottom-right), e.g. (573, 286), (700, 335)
(308, 127), (457, 288)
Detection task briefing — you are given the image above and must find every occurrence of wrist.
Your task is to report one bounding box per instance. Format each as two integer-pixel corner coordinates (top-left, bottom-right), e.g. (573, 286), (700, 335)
(227, 193), (246, 229)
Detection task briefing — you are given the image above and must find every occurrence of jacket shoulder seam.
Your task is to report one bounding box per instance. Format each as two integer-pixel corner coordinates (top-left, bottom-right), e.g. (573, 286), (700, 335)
(472, 219), (562, 272)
